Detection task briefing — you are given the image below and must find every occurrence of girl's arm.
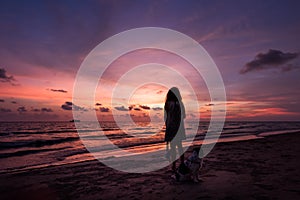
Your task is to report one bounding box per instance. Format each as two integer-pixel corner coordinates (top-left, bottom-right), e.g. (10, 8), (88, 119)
(164, 103), (167, 122)
(181, 102), (186, 119)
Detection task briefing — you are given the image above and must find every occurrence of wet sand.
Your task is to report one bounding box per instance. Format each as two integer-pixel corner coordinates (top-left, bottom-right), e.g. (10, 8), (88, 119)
(0, 132), (299, 200)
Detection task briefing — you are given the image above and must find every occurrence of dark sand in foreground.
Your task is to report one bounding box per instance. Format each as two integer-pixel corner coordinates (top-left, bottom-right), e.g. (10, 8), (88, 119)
(1, 133), (299, 200)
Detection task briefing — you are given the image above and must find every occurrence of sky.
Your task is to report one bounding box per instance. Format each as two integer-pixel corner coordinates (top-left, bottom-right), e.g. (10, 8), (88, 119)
(0, 0), (300, 121)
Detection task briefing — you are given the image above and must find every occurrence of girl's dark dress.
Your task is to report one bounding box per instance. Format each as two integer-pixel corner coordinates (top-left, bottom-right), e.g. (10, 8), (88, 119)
(164, 101), (186, 142)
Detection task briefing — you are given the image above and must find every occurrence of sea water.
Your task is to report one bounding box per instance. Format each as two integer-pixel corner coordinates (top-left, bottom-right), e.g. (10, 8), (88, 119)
(0, 121), (299, 173)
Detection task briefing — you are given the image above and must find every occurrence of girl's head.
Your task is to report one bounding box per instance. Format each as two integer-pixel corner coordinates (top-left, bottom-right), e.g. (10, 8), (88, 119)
(165, 87), (182, 102)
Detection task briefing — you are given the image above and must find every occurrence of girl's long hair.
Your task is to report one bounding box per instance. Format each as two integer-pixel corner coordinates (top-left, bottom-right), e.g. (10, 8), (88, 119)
(165, 87), (182, 103)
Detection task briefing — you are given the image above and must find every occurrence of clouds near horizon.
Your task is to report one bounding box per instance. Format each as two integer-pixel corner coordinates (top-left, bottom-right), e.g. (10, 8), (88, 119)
(152, 107), (163, 111)
(99, 107), (109, 112)
(17, 106), (27, 113)
(114, 106), (129, 111)
(41, 108), (53, 112)
(0, 108), (11, 112)
(0, 68), (16, 85)
(139, 105), (150, 110)
(61, 101), (87, 111)
(49, 89), (67, 93)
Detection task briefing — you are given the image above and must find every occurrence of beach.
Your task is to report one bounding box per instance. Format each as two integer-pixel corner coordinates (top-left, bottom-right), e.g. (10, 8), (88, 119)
(0, 132), (299, 200)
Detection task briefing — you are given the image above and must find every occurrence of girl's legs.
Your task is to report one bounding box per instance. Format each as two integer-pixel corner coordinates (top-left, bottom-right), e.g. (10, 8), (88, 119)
(170, 140), (177, 171)
(177, 141), (184, 163)
(170, 140), (185, 171)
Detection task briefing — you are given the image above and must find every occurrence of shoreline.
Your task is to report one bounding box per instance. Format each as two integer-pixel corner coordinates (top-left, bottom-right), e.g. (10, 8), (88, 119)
(0, 131), (299, 199)
(1, 130), (299, 175)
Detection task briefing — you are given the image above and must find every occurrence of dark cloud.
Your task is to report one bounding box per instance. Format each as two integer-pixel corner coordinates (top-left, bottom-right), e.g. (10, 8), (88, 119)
(114, 106), (129, 111)
(41, 108), (53, 112)
(49, 89), (67, 93)
(240, 49), (299, 74)
(0, 68), (16, 85)
(0, 108), (11, 112)
(11, 101), (17, 104)
(61, 101), (87, 111)
(32, 108), (40, 112)
(205, 103), (214, 106)
(134, 108), (141, 111)
(139, 105), (150, 110)
(152, 107), (163, 111)
(61, 104), (72, 110)
(95, 103), (102, 106)
(17, 106), (27, 113)
(128, 105), (134, 111)
(0, 99), (4, 102)
(64, 101), (71, 105)
(31, 108), (52, 112)
(99, 107), (109, 112)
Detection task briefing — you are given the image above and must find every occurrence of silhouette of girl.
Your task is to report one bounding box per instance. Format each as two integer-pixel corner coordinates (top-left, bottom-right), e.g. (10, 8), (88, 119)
(164, 87), (186, 171)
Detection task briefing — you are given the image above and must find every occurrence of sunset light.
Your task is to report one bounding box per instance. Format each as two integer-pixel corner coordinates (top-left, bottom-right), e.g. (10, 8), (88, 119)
(0, 1), (299, 199)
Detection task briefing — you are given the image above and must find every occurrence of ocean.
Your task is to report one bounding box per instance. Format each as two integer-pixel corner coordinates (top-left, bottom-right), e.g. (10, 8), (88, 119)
(0, 121), (299, 173)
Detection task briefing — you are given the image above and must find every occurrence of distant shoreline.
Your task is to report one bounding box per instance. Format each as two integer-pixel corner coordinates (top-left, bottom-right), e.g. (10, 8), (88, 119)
(2, 130), (299, 175)
(1, 120), (300, 123)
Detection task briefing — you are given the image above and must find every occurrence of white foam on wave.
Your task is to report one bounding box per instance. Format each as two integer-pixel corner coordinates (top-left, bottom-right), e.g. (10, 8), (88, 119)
(258, 129), (300, 137)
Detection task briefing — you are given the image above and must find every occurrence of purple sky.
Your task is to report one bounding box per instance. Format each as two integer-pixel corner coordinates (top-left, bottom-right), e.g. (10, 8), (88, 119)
(0, 0), (300, 121)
